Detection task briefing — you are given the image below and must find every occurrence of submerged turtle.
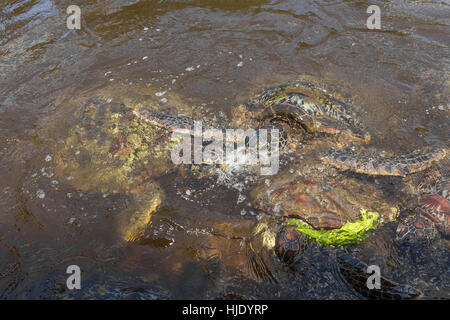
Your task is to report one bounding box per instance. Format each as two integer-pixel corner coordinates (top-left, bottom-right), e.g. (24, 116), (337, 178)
(242, 79), (445, 175)
(252, 159), (448, 298)
(45, 85), (200, 242)
(130, 78), (446, 243)
(243, 79), (448, 299)
(45, 78), (445, 298)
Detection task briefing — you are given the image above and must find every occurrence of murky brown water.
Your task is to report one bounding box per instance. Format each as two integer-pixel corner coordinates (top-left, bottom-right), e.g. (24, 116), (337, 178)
(0, 0), (449, 299)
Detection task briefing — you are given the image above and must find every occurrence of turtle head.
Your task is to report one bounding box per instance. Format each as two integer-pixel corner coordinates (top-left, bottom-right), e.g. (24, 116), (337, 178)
(275, 225), (307, 264)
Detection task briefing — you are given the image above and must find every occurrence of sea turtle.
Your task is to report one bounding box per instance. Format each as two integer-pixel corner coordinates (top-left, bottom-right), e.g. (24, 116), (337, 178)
(240, 78), (447, 238)
(261, 159), (449, 298)
(130, 77), (447, 298)
(42, 81), (288, 247)
(43, 79), (445, 298)
(241, 79), (448, 299)
(43, 85), (203, 242)
(240, 78), (445, 175)
(130, 78), (446, 245)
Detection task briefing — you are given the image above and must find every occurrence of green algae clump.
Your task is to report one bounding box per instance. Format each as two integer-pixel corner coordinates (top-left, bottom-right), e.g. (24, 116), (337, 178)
(287, 209), (380, 246)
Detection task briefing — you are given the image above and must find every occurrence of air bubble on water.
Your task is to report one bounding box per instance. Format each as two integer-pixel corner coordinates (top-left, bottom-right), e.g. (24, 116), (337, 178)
(45, 155), (52, 162)
(41, 168), (54, 178)
(273, 203), (281, 214)
(233, 182), (244, 192)
(36, 189), (45, 199)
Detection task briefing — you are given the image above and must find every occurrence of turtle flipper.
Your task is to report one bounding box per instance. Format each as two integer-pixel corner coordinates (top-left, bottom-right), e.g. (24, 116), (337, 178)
(336, 251), (422, 300)
(323, 147), (446, 176)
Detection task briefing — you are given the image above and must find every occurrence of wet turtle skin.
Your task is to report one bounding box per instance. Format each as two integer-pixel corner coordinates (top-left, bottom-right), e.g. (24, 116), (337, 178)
(133, 106), (290, 152)
(323, 147), (447, 176)
(133, 108), (222, 133)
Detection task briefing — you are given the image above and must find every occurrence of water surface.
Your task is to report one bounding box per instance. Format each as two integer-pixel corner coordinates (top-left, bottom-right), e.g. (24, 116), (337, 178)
(0, 0), (449, 299)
